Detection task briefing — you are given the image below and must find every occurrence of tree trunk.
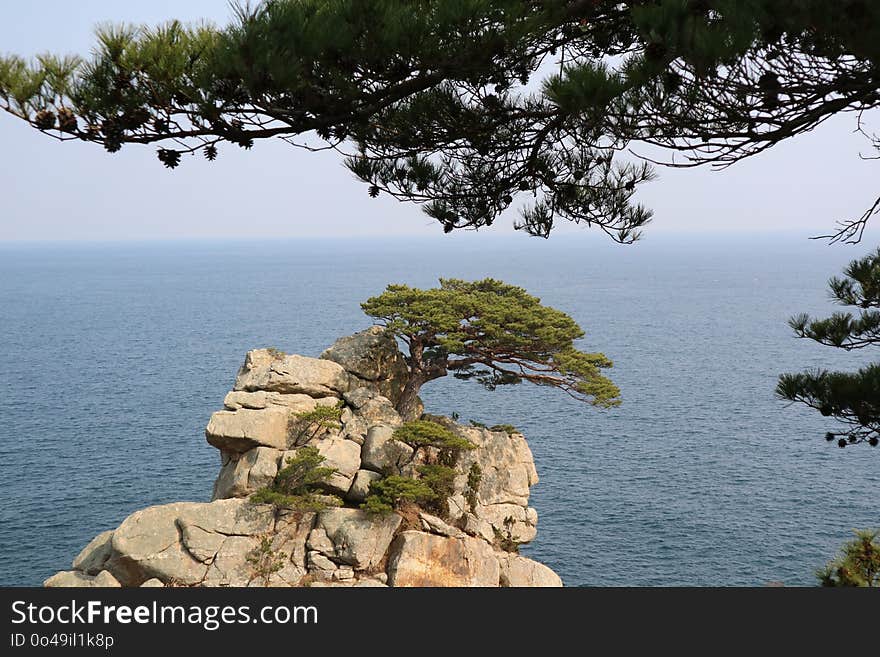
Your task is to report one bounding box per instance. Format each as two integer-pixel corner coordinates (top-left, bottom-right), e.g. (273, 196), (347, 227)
(396, 374), (427, 422)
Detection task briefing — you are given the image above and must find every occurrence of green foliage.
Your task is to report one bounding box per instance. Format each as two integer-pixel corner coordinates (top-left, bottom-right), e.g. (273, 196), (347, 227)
(246, 536), (287, 585)
(468, 420), (487, 429)
(7, 2), (875, 238)
(0, 0), (653, 241)
(287, 403), (344, 446)
(417, 464), (457, 502)
(817, 530), (880, 587)
(393, 420), (476, 453)
(778, 249), (880, 449)
(251, 446), (340, 511)
(489, 424), (518, 435)
(360, 475), (437, 515)
(364, 279), (620, 414)
(465, 463), (482, 513)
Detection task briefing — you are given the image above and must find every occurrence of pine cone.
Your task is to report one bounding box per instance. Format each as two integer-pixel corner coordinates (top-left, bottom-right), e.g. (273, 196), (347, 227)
(34, 109), (56, 131)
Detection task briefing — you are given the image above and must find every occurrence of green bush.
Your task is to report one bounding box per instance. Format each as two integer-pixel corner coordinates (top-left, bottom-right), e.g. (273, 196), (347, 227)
(489, 424), (518, 435)
(817, 529), (880, 587)
(465, 463), (482, 512)
(287, 403), (344, 446)
(393, 420), (475, 452)
(246, 536), (287, 585)
(417, 464), (457, 501)
(250, 446), (340, 512)
(360, 475), (437, 515)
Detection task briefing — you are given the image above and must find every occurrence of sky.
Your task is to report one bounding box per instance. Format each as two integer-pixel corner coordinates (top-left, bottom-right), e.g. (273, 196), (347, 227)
(0, 1), (878, 242)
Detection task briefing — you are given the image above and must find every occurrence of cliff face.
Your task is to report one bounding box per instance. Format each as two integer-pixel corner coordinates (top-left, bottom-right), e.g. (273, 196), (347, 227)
(44, 328), (562, 588)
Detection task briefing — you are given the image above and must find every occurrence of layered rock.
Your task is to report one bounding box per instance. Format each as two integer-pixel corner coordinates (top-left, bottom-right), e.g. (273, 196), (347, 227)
(45, 327), (562, 588)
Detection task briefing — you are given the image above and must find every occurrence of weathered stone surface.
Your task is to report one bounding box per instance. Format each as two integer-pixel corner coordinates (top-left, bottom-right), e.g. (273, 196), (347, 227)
(474, 503), (538, 544)
(308, 551), (337, 572)
(318, 508), (402, 570)
(311, 437), (361, 493)
(498, 554), (563, 587)
(306, 528), (334, 554)
(418, 512), (466, 539)
(453, 427), (536, 507)
(272, 510), (316, 571)
(235, 350), (352, 398)
(333, 566), (355, 581)
(178, 498), (275, 540)
(386, 531), (500, 587)
(72, 529), (114, 575)
(212, 446), (282, 500)
(320, 327), (408, 404)
(206, 407), (290, 453)
(140, 578), (165, 588)
(361, 425), (413, 474)
(224, 391), (339, 413)
(107, 502), (208, 587)
(346, 469), (382, 502)
(44, 570), (121, 588)
(341, 391), (403, 440)
(203, 535), (262, 586)
(107, 499), (274, 587)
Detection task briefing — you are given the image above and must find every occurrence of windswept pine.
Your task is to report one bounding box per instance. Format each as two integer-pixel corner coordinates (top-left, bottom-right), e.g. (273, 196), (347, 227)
(362, 278), (619, 421)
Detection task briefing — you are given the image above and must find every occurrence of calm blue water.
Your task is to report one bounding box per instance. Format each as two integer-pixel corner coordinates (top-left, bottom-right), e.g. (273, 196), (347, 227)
(0, 234), (877, 587)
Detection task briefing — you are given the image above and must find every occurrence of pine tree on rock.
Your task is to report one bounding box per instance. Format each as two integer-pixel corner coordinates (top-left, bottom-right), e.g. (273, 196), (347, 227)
(777, 248), (880, 449)
(361, 278), (620, 421)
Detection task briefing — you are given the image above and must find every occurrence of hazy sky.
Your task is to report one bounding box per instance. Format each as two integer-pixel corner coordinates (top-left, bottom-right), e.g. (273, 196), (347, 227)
(1, 1), (878, 242)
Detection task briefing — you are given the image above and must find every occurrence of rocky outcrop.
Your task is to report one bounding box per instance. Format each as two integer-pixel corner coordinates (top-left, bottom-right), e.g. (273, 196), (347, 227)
(44, 328), (562, 588)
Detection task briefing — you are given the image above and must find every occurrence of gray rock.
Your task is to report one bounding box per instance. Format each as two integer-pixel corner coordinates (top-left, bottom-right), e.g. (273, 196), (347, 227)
(107, 502), (208, 587)
(272, 511), (317, 570)
(474, 503), (538, 545)
(205, 407), (290, 453)
(203, 535), (262, 586)
(346, 469), (383, 502)
(44, 570), (121, 588)
(318, 508), (402, 570)
(72, 529), (114, 575)
(418, 512), (467, 539)
(312, 437), (361, 492)
(342, 387), (376, 410)
(498, 554), (563, 587)
(140, 578), (165, 588)
(224, 391), (339, 413)
(320, 327), (409, 404)
(106, 499), (274, 586)
(235, 350), (352, 398)
(306, 528), (334, 554)
(361, 425), (413, 474)
(386, 531), (500, 587)
(307, 551), (337, 572)
(212, 446), (281, 500)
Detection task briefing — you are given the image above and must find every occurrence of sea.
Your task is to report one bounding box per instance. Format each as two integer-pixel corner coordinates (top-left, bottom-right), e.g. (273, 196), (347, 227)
(0, 233), (877, 587)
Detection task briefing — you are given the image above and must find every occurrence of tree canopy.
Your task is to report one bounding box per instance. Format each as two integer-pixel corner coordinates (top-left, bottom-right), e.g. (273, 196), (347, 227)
(3, 1), (878, 240)
(361, 278), (619, 420)
(777, 248), (880, 449)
